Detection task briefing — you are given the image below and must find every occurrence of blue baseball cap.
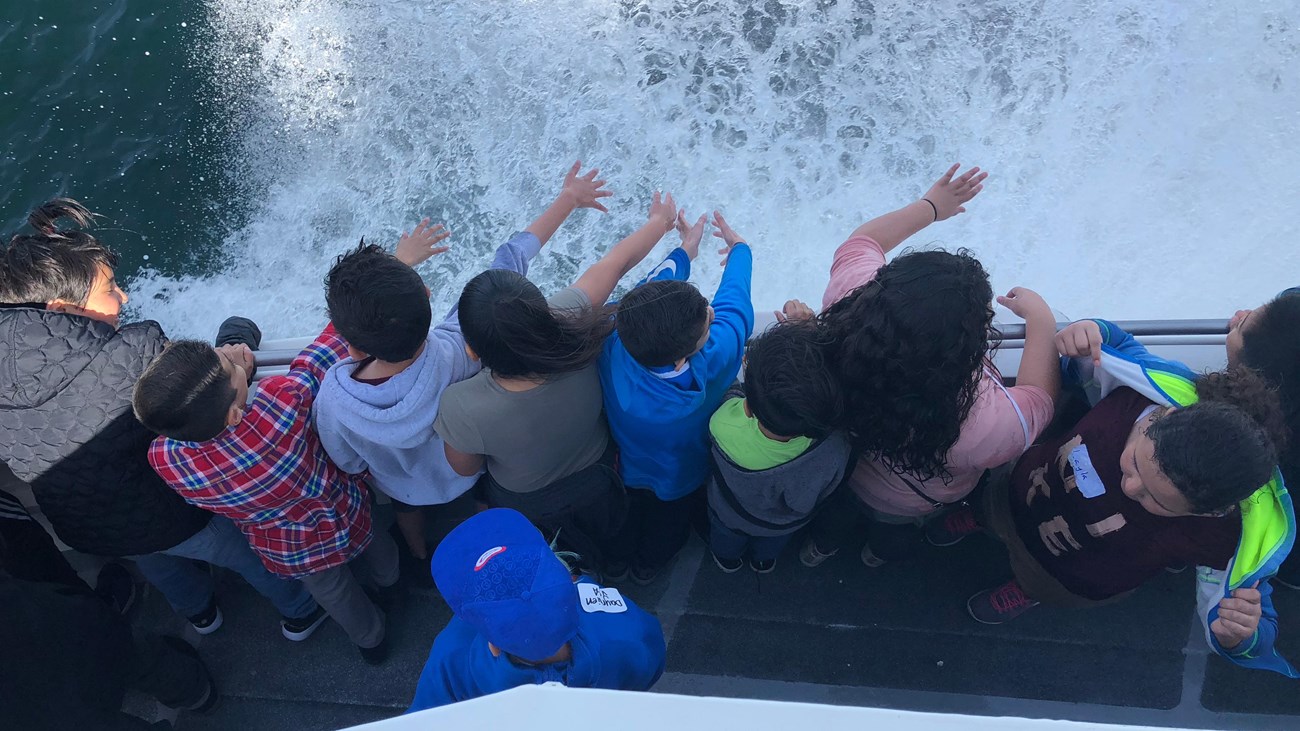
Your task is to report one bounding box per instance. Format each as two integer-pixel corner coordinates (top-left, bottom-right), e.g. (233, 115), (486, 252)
(431, 508), (579, 662)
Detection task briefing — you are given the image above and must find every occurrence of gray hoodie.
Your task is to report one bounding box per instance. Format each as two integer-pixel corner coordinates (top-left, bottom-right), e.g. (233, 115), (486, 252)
(313, 232), (542, 505)
(708, 430), (854, 538)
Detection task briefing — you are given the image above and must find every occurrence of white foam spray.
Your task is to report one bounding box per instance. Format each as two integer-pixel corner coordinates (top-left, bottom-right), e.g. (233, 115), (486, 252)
(130, 0), (1300, 339)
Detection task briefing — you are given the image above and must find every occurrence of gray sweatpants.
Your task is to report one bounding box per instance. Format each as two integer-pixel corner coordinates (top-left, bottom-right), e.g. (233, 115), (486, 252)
(300, 530), (400, 649)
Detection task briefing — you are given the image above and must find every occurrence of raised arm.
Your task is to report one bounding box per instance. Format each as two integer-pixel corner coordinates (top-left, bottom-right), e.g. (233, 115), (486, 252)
(525, 161), (612, 247)
(572, 191), (677, 307)
(852, 164), (988, 254)
(997, 287), (1061, 403)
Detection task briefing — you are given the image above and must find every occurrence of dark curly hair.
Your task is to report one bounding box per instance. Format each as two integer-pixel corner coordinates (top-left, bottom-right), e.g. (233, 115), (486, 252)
(817, 248), (996, 480)
(1238, 290), (1300, 486)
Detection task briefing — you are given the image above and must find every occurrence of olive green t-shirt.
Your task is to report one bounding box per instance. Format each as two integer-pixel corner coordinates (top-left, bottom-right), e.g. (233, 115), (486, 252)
(434, 287), (609, 493)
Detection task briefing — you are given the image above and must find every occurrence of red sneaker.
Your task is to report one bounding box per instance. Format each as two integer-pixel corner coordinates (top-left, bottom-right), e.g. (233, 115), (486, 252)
(967, 579), (1039, 625)
(926, 506), (981, 547)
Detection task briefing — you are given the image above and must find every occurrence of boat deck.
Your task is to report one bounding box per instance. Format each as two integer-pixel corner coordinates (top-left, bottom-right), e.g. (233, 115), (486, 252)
(86, 492), (1297, 730)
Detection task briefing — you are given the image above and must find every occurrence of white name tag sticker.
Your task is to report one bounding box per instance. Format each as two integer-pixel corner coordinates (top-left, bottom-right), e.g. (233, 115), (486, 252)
(577, 583), (628, 614)
(1068, 444), (1106, 499)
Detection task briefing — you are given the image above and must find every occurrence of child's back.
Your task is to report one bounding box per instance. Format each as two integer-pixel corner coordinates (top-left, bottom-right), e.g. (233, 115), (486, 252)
(144, 325), (372, 579)
(316, 231), (546, 507)
(599, 218), (754, 501)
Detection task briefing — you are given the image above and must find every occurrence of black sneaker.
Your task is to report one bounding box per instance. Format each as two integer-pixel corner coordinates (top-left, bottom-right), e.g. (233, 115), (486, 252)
(630, 563), (660, 586)
(398, 544), (434, 589)
(161, 636), (220, 715)
(94, 562), (138, 615)
(602, 561), (630, 583)
(281, 605), (329, 641)
(711, 553), (743, 573)
(187, 599), (223, 636)
(749, 557), (777, 574)
(359, 636), (390, 666)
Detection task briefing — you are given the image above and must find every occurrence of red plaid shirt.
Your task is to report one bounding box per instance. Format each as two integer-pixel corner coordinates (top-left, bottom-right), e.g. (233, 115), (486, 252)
(149, 324), (373, 579)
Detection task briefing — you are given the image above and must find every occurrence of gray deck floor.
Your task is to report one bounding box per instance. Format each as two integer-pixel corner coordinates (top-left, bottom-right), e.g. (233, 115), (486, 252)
(9, 465), (1298, 730)
(130, 497), (1300, 730)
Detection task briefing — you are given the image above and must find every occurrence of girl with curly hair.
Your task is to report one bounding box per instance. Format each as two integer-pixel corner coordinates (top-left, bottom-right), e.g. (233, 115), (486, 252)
(800, 165), (1062, 568)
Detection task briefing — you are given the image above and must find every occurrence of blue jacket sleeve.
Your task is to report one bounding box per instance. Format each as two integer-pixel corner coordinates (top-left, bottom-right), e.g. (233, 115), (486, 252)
(435, 231), (543, 326)
(634, 247), (692, 286)
(702, 243), (755, 382)
(1060, 318), (1194, 388)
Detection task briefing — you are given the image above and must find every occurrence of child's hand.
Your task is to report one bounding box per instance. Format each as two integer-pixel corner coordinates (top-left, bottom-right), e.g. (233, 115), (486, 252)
(996, 287), (1053, 326)
(1055, 319), (1104, 367)
(395, 218), (451, 267)
(775, 299), (815, 323)
(1211, 582), (1262, 652)
(217, 343), (256, 384)
(676, 210), (707, 261)
(647, 191), (677, 231)
(711, 210), (744, 264)
(560, 161), (612, 213)
(922, 164), (988, 221)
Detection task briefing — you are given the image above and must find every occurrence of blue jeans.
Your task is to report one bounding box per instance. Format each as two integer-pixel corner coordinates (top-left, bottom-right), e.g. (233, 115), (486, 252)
(708, 513), (791, 562)
(133, 515), (317, 619)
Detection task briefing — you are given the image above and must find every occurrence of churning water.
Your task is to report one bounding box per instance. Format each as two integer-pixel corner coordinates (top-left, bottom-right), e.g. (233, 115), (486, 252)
(119, 1), (1300, 337)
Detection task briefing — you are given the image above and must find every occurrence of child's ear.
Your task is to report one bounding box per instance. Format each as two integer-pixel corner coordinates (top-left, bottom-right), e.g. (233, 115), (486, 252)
(424, 286), (432, 299)
(225, 403), (244, 428)
(346, 343), (368, 361)
(465, 344), (480, 362)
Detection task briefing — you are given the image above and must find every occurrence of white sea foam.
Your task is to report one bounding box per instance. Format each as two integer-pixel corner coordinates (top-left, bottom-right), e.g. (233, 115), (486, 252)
(129, 0), (1300, 339)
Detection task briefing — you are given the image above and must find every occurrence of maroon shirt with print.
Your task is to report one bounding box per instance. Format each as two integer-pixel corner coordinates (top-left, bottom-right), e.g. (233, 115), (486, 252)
(1008, 387), (1240, 601)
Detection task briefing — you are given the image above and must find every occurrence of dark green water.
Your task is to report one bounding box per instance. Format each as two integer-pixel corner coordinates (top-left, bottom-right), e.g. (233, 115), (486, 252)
(1, 1), (235, 277)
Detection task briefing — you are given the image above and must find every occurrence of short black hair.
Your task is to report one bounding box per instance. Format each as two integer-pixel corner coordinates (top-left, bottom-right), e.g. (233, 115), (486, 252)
(744, 320), (841, 439)
(325, 241), (431, 362)
(133, 340), (238, 442)
(0, 199), (117, 307)
(1149, 399), (1279, 514)
(615, 280), (710, 367)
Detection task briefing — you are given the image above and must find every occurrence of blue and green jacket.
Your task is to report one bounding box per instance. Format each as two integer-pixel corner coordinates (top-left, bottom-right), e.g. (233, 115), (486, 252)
(1064, 319), (1297, 677)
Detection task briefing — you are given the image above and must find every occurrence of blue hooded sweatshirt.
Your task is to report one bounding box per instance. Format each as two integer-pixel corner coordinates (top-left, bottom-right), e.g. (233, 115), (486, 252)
(407, 579), (666, 711)
(599, 244), (755, 500)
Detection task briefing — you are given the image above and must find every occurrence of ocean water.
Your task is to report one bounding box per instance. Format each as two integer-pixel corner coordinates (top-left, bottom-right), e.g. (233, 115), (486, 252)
(5, 1), (1299, 339)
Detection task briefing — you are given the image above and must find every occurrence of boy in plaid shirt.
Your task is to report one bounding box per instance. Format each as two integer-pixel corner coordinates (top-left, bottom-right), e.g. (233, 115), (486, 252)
(134, 304), (409, 665)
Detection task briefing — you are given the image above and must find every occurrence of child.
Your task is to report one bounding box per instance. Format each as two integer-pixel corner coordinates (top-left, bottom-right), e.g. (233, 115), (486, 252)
(407, 508), (665, 711)
(938, 318), (1297, 677)
(134, 293), (402, 664)
(706, 315), (853, 573)
(802, 165), (1060, 569)
(315, 164), (611, 567)
(0, 199), (320, 639)
(1224, 287), (1300, 588)
(598, 211), (755, 583)
(435, 189), (681, 571)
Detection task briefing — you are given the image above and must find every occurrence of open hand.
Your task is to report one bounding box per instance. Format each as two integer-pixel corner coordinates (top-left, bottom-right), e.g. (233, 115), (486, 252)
(711, 210), (744, 264)
(922, 164), (988, 221)
(1055, 319), (1104, 367)
(648, 191), (677, 231)
(561, 161), (612, 213)
(775, 299), (815, 323)
(676, 210), (707, 261)
(1211, 582), (1262, 651)
(996, 287), (1052, 325)
(395, 218), (451, 267)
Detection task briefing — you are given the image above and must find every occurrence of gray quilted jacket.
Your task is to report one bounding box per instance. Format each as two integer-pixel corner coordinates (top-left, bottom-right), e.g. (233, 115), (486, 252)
(0, 307), (211, 556)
